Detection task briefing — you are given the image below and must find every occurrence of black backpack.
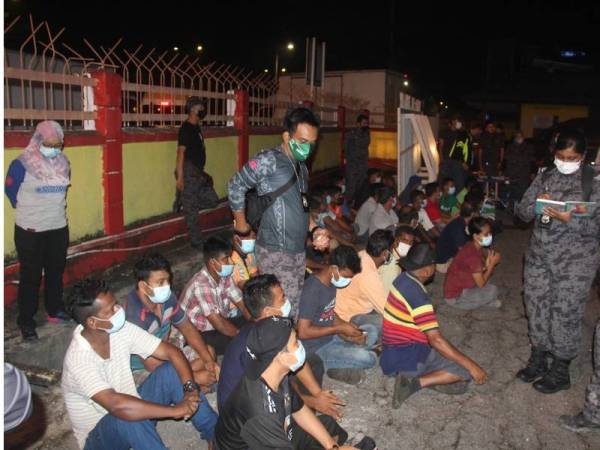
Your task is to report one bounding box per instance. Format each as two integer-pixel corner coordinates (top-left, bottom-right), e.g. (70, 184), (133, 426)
(245, 171), (298, 230)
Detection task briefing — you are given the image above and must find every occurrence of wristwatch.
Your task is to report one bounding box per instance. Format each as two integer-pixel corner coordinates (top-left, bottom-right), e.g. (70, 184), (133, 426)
(182, 380), (200, 394)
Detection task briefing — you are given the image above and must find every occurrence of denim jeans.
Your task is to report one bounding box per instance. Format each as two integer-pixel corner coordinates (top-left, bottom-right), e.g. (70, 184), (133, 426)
(351, 312), (382, 336)
(314, 324), (378, 370)
(84, 362), (217, 450)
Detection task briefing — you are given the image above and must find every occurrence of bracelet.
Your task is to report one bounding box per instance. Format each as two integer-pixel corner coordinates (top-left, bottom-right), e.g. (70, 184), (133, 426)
(182, 380), (200, 394)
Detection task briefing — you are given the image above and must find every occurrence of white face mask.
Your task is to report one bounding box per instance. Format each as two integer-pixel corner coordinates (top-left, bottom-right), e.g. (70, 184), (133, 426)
(455, 121), (463, 130)
(147, 283), (171, 304)
(396, 242), (412, 257)
(480, 235), (493, 247)
(554, 158), (582, 175)
(448, 186), (456, 195)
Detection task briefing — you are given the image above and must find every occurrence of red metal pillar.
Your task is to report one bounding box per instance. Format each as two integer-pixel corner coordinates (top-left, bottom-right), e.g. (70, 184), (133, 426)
(234, 90), (249, 169)
(92, 71), (124, 235)
(338, 105), (346, 168)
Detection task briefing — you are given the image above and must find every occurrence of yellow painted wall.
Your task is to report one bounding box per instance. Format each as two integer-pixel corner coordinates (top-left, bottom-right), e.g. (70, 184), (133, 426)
(369, 130), (397, 160)
(313, 132), (341, 172)
(122, 136), (239, 226)
(520, 104), (589, 138)
(249, 135), (281, 158)
(4, 145), (104, 257)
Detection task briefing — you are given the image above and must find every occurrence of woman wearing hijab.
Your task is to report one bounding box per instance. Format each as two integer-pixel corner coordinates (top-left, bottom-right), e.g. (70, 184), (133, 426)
(5, 121), (71, 341)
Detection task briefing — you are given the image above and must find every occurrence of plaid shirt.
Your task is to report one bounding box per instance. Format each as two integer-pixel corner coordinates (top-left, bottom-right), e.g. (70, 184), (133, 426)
(179, 267), (243, 332)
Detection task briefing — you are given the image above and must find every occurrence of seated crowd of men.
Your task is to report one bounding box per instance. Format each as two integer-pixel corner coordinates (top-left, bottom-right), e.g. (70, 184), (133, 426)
(61, 165), (503, 450)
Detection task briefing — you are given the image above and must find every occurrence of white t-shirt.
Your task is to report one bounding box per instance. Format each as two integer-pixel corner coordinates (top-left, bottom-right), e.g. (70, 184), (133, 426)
(418, 209), (435, 231)
(354, 197), (377, 235)
(61, 322), (161, 448)
(368, 204), (398, 235)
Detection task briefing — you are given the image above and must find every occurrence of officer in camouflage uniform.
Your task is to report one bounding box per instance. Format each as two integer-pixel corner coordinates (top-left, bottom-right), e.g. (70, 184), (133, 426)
(344, 114), (370, 207)
(516, 128), (600, 394)
(559, 318), (600, 433)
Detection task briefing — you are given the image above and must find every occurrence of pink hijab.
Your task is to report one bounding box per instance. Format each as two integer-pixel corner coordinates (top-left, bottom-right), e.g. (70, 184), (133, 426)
(18, 121), (70, 184)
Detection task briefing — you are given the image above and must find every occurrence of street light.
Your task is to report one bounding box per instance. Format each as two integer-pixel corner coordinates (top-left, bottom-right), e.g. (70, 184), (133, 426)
(264, 69), (269, 73)
(287, 42), (295, 50)
(281, 68), (287, 73)
(275, 42), (295, 80)
(197, 45), (203, 51)
(403, 80), (409, 87)
(173, 46), (179, 51)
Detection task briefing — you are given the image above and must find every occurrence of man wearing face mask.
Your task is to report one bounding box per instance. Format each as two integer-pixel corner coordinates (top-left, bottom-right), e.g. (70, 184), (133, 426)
(504, 130), (535, 207)
(335, 230), (396, 334)
(176, 96), (218, 249)
(443, 217), (501, 310)
(344, 114), (371, 207)
(228, 107), (320, 319)
(179, 237), (251, 356)
(368, 186), (399, 236)
(231, 231), (259, 290)
(298, 245), (379, 385)
(124, 254), (219, 391)
(381, 244), (487, 409)
(217, 275), (347, 423)
(62, 279), (217, 449)
(5, 120), (72, 341)
(436, 202), (475, 273)
(516, 128), (600, 394)
(379, 226), (416, 294)
(216, 317), (359, 450)
(439, 115), (471, 192)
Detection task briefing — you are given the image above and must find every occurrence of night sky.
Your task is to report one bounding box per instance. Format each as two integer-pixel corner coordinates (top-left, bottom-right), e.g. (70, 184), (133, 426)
(4, 0), (600, 99)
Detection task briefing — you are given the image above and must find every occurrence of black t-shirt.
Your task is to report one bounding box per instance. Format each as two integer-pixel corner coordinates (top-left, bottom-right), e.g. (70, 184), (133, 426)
(215, 374), (304, 450)
(298, 275), (336, 353)
(178, 121), (206, 170)
(439, 128), (457, 160)
(436, 216), (468, 263)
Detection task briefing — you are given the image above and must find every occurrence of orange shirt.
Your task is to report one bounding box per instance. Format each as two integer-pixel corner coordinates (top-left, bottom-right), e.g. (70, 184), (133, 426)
(335, 250), (388, 321)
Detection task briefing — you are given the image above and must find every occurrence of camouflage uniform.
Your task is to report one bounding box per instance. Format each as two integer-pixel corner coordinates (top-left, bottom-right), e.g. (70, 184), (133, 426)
(182, 161), (219, 247)
(517, 167), (600, 361)
(344, 128), (370, 205)
(583, 320), (600, 424)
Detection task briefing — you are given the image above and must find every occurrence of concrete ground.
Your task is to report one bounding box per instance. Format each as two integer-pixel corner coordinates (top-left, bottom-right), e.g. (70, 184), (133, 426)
(5, 221), (600, 450)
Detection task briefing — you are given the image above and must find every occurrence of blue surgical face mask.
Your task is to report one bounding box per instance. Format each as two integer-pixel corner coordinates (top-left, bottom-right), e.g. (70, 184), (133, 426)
(289, 340), (306, 372)
(216, 260), (234, 278)
(147, 283), (171, 304)
(480, 235), (493, 247)
(39, 145), (61, 159)
(240, 239), (256, 254)
(448, 187), (456, 195)
(280, 299), (292, 318)
(325, 195), (332, 205)
(94, 306), (126, 334)
(331, 268), (352, 288)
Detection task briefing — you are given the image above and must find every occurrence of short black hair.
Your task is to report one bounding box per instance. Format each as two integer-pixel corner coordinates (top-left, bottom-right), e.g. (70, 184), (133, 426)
(67, 279), (110, 325)
(368, 168), (382, 177)
(424, 182), (439, 198)
(409, 189), (424, 203)
(203, 237), (233, 263)
(395, 225), (416, 239)
(442, 177), (455, 187)
(468, 216), (492, 238)
(366, 229), (394, 257)
(397, 208), (418, 225)
(243, 274), (281, 319)
(330, 245), (362, 275)
(552, 127), (587, 155)
(134, 253), (172, 283)
(377, 186), (396, 205)
(283, 107), (320, 135)
(324, 185), (342, 196)
(356, 114), (368, 123)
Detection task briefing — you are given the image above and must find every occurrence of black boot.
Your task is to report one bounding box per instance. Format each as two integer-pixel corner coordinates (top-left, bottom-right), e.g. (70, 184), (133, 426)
(533, 356), (571, 394)
(516, 348), (548, 383)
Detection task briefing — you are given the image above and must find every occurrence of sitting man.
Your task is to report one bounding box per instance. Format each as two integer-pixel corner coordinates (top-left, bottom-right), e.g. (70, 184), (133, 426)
(298, 245), (378, 385)
(409, 189), (440, 243)
(179, 237), (251, 355)
(62, 279), (217, 449)
(218, 274), (346, 422)
(379, 226), (416, 294)
(125, 254), (219, 390)
(353, 182), (383, 242)
(215, 317), (357, 450)
(232, 231), (258, 290)
(423, 182), (445, 228)
(368, 186), (399, 236)
(380, 244), (487, 409)
(435, 202), (475, 273)
(335, 229), (396, 332)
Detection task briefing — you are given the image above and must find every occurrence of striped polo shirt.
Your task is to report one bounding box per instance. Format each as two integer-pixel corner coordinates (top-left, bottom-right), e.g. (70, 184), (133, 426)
(382, 272), (439, 346)
(61, 322), (161, 448)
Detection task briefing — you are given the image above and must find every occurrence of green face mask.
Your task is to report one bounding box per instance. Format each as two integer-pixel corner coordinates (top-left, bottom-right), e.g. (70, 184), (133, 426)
(289, 139), (313, 161)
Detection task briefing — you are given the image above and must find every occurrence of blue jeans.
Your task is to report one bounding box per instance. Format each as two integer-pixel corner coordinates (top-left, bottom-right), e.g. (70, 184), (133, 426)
(84, 362), (217, 450)
(351, 312), (382, 337)
(314, 324), (378, 370)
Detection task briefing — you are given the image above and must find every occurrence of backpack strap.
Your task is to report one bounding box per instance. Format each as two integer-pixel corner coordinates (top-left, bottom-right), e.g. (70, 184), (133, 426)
(582, 164), (594, 202)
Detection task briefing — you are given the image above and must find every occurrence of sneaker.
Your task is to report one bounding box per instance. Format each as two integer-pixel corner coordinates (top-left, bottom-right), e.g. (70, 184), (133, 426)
(47, 310), (73, 324)
(392, 375), (420, 409)
(429, 381), (469, 395)
(353, 434), (378, 450)
(20, 326), (39, 341)
(326, 368), (365, 385)
(559, 413), (600, 433)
